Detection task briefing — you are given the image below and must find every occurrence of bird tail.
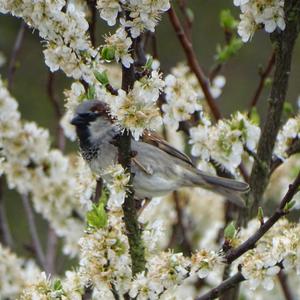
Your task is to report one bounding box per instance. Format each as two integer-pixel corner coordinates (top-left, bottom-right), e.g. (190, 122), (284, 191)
(188, 170), (249, 207)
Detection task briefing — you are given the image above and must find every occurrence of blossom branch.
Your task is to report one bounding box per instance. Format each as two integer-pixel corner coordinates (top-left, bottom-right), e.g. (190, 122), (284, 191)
(248, 51), (275, 112)
(197, 169), (300, 300)
(7, 21), (26, 90)
(119, 32), (146, 275)
(226, 170), (300, 264)
(196, 271), (245, 300)
(249, 0), (300, 218)
(168, 6), (222, 121)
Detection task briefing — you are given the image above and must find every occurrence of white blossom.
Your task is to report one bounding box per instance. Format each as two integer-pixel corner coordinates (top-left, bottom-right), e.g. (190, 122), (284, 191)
(235, 0), (286, 42)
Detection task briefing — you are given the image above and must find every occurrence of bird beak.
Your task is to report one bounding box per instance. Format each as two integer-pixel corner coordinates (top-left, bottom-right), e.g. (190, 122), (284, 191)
(70, 115), (84, 126)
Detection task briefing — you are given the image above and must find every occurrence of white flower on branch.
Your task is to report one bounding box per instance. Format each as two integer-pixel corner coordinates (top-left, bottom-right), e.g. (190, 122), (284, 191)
(274, 116), (300, 160)
(235, 0), (286, 42)
(106, 72), (163, 140)
(104, 27), (134, 68)
(0, 244), (40, 299)
(189, 112), (260, 173)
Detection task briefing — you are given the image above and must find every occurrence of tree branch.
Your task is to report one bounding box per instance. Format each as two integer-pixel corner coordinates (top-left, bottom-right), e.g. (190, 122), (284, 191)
(278, 270), (295, 300)
(196, 271), (245, 300)
(225, 170), (300, 264)
(248, 51), (275, 112)
(168, 6), (221, 121)
(119, 32), (146, 275)
(248, 0), (300, 218)
(21, 193), (46, 270)
(8, 21), (26, 91)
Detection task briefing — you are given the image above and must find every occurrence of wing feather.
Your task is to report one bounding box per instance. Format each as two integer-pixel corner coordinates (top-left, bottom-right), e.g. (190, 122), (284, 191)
(141, 131), (194, 166)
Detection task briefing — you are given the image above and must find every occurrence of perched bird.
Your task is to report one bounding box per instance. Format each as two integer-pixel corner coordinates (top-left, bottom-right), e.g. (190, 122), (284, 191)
(71, 100), (249, 206)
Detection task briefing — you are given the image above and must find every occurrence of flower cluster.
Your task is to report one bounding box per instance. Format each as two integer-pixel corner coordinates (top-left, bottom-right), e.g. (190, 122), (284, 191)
(0, 244), (40, 299)
(97, 0), (170, 38)
(0, 0), (103, 82)
(0, 78), (93, 256)
(106, 71), (164, 140)
(274, 115), (300, 160)
(79, 212), (132, 297)
(129, 250), (223, 299)
(102, 27), (134, 68)
(19, 271), (84, 300)
(189, 112), (260, 173)
(162, 63), (225, 129)
(236, 219), (300, 291)
(234, 0), (286, 42)
(101, 164), (131, 208)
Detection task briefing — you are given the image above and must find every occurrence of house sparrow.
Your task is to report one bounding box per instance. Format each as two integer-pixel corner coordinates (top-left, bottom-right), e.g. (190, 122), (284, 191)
(71, 100), (249, 206)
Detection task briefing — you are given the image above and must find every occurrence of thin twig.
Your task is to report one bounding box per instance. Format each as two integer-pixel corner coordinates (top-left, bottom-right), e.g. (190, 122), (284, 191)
(8, 21), (26, 91)
(47, 72), (65, 150)
(45, 227), (57, 275)
(168, 7), (221, 121)
(0, 177), (14, 248)
(177, 0), (193, 41)
(225, 170), (300, 264)
(248, 52), (275, 112)
(21, 193), (46, 269)
(93, 179), (103, 203)
(196, 271), (245, 300)
(168, 191), (192, 255)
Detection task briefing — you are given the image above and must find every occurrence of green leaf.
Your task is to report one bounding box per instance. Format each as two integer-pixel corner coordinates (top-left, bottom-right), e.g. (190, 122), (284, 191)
(220, 9), (237, 30)
(249, 107), (260, 125)
(216, 37), (243, 63)
(101, 46), (115, 61)
(224, 222), (236, 240)
(145, 56), (153, 70)
(283, 102), (294, 116)
(87, 85), (96, 99)
(86, 202), (108, 229)
(257, 207), (264, 222)
(284, 200), (296, 212)
(53, 279), (62, 291)
(94, 70), (109, 86)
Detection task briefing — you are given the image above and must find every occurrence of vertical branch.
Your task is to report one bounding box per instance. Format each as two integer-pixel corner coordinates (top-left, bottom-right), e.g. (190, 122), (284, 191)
(8, 21), (26, 90)
(86, 0), (97, 47)
(248, 0), (300, 219)
(21, 193), (46, 269)
(119, 43), (146, 275)
(278, 271), (294, 300)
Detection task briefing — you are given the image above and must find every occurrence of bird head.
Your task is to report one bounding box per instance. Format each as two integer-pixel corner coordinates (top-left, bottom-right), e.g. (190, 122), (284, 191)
(70, 100), (117, 147)
(70, 100), (111, 127)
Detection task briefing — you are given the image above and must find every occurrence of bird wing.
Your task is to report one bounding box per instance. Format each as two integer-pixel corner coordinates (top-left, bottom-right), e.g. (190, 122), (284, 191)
(141, 130), (194, 167)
